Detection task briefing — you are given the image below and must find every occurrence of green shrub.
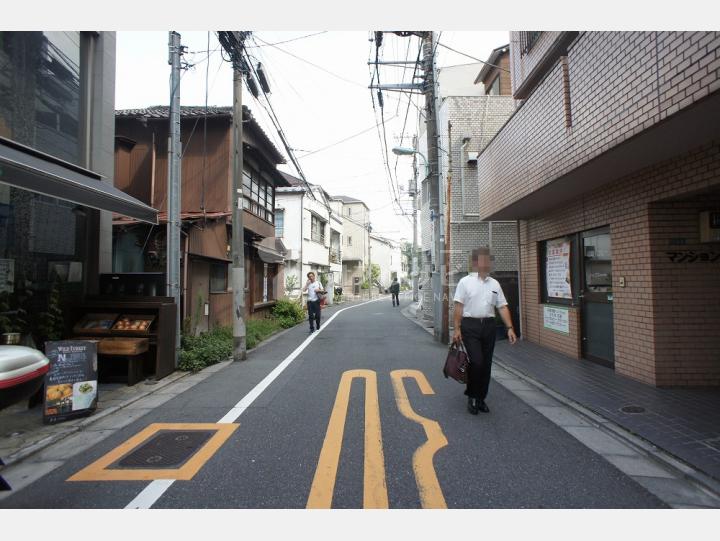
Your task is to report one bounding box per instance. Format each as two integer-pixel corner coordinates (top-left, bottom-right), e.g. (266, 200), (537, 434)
(272, 297), (305, 328)
(246, 318), (281, 349)
(179, 326), (233, 372)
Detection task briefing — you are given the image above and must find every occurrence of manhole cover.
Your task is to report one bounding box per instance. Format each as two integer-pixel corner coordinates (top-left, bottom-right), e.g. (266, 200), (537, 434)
(620, 405), (646, 414)
(113, 430), (215, 469)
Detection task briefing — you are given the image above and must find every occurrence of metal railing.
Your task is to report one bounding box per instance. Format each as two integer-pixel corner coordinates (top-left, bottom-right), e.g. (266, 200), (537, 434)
(519, 31), (542, 56)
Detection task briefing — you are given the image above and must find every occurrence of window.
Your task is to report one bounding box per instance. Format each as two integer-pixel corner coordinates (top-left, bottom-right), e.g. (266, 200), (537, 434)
(519, 31), (542, 56)
(0, 32), (82, 165)
(242, 167), (274, 224)
(347, 207), (352, 216)
(275, 209), (284, 237)
(210, 263), (228, 293)
(347, 236), (352, 246)
(487, 75), (500, 95)
(311, 215), (326, 244)
(539, 235), (580, 305)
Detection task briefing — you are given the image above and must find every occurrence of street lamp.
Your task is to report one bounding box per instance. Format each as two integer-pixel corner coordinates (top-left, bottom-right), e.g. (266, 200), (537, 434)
(392, 146), (425, 304)
(392, 146), (429, 177)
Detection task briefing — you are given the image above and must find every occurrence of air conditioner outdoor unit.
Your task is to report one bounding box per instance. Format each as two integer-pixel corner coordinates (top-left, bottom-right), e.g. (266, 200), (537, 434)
(467, 152), (479, 163)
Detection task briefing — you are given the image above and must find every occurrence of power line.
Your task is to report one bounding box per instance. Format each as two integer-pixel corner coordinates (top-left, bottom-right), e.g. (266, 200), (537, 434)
(435, 41), (511, 72)
(295, 115), (399, 159)
(246, 31), (328, 48)
(254, 35), (367, 89)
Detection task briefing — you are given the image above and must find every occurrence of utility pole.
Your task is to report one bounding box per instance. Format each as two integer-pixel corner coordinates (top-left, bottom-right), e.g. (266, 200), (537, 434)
(442, 121), (452, 345)
(218, 31), (251, 361)
(367, 223), (373, 300)
(167, 31), (183, 361)
(412, 135), (419, 303)
(422, 31), (444, 343)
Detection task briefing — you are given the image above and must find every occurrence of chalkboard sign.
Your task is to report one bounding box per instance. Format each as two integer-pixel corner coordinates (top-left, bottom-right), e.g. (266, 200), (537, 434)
(43, 340), (98, 424)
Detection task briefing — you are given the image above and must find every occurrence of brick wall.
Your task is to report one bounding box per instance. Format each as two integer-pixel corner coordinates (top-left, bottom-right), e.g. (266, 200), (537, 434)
(519, 142), (720, 386)
(479, 31), (720, 221)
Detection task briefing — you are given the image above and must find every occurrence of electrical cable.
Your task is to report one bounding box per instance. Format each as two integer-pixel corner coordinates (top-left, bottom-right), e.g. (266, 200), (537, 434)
(435, 40), (511, 72)
(254, 35), (367, 89)
(246, 31), (328, 48)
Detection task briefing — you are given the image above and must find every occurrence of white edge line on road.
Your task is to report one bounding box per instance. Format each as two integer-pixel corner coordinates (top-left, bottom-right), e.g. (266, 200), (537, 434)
(124, 297), (384, 509)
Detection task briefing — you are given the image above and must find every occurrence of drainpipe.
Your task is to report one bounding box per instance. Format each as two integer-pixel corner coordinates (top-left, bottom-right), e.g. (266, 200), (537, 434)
(459, 138), (471, 217)
(181, 228), (189, 323)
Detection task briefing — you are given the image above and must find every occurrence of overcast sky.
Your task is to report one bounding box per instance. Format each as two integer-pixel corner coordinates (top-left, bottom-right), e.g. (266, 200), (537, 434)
(116, 31), (510, 243)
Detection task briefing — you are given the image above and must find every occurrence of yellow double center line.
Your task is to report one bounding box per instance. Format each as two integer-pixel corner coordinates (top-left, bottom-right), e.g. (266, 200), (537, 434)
(306, 369), (448, 509)
(306, 369), (387, 509)
(390, 369), (448, 509)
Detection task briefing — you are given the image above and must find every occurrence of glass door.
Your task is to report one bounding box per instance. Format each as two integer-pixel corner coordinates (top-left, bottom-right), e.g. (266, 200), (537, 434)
(580, 227), (615, 367)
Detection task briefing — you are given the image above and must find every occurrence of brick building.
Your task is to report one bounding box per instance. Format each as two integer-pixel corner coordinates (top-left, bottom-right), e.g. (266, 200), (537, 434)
(476, 31), (720, 387)
(417, 57), (518, 333)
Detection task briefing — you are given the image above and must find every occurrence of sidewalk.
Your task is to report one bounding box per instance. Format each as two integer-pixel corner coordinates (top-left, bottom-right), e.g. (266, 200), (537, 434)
(493, 340), (720, 484)
(0, 299), (359, 474)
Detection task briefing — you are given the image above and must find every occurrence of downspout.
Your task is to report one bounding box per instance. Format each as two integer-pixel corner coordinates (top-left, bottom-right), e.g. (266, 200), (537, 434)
(300, 191), (305, 306)
(181, 228), (189, 323)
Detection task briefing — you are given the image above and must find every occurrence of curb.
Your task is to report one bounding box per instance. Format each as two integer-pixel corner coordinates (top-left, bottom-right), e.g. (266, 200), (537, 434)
(493, 354), (720, 501)
(2, 300), (359, 469)
(397, 301), (720, 502)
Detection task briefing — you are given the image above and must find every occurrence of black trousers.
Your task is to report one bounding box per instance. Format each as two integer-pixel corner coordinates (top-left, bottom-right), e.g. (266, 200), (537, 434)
(391, 292), (399, 305)
(308, 300), (321, 330)
(460, 317), (497, 400)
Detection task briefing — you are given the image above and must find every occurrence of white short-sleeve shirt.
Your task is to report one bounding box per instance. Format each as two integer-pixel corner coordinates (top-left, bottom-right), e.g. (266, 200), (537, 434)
(307, 281), (322, 302)
(452, 273), (508, 318)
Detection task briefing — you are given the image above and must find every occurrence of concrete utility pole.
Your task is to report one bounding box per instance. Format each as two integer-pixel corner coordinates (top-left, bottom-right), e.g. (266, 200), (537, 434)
(422, 31), (444, 343)
(218, 31), (251, 361)
(167, 31), (183, 361)
(367, 223), (373, 300)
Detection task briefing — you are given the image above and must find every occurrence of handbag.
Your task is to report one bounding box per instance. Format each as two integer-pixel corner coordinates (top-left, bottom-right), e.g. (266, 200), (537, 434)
(443, 340), (469, 384)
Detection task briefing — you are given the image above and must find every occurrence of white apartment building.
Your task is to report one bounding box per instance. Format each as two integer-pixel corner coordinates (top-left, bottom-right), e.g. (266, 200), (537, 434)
(330, 195), (370, 297)
(370, 234), (402, 291)
(275, 172), (342, 305)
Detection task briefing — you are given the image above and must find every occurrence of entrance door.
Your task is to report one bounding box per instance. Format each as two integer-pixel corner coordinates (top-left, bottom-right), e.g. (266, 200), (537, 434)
(580, 227), (615, 367)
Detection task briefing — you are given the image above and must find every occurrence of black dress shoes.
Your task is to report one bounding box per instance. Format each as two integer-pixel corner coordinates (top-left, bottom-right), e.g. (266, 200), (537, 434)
(467, 398), (479, 415)
(468, 398), (489, 414)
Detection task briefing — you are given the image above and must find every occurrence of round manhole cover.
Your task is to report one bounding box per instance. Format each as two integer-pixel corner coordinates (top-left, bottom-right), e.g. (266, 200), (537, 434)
(620, 405), (646, 414)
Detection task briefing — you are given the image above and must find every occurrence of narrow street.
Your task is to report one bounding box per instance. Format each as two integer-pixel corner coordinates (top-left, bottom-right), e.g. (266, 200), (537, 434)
(1, 294), (666, 509)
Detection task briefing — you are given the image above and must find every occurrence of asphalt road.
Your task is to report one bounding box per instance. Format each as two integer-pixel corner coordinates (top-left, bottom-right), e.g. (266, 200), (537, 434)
(1, 294), (666, 508)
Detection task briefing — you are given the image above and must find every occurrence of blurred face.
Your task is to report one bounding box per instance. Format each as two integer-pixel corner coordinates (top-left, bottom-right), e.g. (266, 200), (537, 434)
(472, 254), (492, 276)
(308, 273), (315, 282)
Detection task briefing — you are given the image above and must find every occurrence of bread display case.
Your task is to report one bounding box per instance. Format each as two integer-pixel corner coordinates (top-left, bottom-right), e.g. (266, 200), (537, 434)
(68, 296), (176, 384)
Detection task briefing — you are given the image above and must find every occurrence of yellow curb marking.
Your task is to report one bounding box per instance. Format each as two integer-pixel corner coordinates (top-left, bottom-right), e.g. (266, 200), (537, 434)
(67, 423), (239, 482)
(390, 369), (448, 509)
(306, 369), (388, 509)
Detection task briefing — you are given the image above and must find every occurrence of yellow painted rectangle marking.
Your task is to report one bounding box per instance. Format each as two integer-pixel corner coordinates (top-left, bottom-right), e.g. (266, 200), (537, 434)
(67, 423), (238, 482)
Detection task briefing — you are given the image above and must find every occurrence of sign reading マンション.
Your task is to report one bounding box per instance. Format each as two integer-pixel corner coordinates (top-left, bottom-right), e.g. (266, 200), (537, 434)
(43, 340), (98, 424)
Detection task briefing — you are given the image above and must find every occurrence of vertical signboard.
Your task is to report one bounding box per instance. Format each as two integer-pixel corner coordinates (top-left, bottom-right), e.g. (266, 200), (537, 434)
(545, 237), (572, 300)
(43, 340), (98, 424)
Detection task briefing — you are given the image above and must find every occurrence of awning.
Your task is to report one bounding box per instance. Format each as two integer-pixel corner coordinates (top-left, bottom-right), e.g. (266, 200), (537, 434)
(253, 237), (287, 264)
(0, 136), (158, 224)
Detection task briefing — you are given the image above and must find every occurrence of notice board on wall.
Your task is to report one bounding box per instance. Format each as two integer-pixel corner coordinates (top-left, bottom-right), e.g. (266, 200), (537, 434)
(545, 237), (572, 300)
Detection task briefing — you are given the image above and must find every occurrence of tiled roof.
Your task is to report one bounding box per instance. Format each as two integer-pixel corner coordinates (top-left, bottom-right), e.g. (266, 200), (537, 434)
(330, 195), (367, 206)
(115, 105), (286, 165)
(116, 105), (234, 118)
(475, 44), (510, 85)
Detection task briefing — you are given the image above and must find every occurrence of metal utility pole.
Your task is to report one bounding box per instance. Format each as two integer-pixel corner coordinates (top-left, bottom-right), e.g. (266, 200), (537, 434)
(412, 135), (419, 303)
(167, 31), (183, 361)
(422, 31), (443, 342)
(218, 31), (251, 361)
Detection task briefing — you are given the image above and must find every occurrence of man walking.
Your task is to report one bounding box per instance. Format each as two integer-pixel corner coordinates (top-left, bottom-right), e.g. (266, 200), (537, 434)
(452, 247), (517, 415)
(303, 272), (326, 334)
(390, 277), (400, 307)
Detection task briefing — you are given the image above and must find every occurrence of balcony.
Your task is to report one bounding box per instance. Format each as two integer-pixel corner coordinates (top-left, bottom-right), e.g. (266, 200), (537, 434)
(329, 249), (341, 264)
